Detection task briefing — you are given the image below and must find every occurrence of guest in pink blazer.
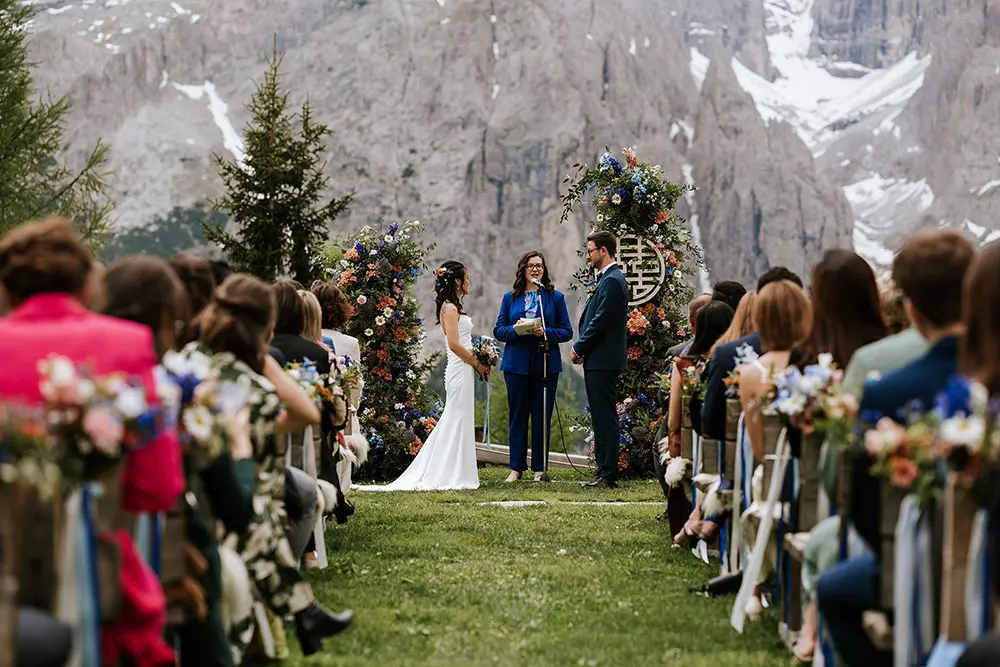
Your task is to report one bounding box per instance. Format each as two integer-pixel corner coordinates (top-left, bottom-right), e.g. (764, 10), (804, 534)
(0, 217), (183, 667)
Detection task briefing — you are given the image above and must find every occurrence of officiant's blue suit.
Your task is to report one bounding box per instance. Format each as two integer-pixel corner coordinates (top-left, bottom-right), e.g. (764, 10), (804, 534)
(573, 264), (629, 480)
(494, 288), (573, 472)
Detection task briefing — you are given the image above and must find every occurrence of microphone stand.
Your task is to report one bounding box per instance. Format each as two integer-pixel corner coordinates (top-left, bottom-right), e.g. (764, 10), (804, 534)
(536, 284), (552, 482)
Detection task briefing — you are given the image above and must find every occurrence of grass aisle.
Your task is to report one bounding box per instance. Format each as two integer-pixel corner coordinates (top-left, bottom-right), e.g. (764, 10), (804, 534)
(298, 467), (793, 666)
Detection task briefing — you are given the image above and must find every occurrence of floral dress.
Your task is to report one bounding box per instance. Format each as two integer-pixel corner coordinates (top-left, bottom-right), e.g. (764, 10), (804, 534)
(174, 343), (315, 658)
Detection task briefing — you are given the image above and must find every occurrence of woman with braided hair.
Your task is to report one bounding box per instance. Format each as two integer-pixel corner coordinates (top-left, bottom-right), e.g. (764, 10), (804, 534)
(357, 260), (486, 491)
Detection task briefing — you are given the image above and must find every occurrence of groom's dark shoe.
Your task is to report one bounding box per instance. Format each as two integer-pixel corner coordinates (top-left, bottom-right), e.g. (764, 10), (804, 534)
(579, 474), (602, 487)
(583, 477), (618, 489)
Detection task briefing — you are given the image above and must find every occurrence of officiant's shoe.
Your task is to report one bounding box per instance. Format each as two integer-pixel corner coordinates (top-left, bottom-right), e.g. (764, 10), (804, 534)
(584, 477), (618, 489)
(504, 471), (521, 483)
(579, 474), (601, 487)
(294, 603), (354, 656)
(533, 472), (551, 483)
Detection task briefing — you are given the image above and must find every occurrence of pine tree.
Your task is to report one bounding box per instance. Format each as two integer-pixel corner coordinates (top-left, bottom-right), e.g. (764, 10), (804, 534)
(0, 0), (114, 247)
(206, 38), (352, 283)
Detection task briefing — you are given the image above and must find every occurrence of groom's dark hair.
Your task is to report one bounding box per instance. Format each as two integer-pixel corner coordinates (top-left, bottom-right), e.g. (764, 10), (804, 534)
(587, 230), (617, 258)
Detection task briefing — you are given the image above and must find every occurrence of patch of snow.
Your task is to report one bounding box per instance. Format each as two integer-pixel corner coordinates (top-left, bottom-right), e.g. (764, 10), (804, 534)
(839, 159), (850, 167)
(629, 38), (636, 56)
(489, 14), (496, 23)
(172, 82), (245, 163)
(169, 2), (190, 15)
(105, 43), (119, 53)
(644, 36), (650, 48)
(984, 230), (1000, 244)
(731, 0), (930, 156)
(491, 83), (499, 99)
(843, 174), (934, 223)
(190, 14), (199, 22)
(160, 70), (168, 89)
(47, 5), (74, 14)
(156, 16), (168, 23)
(965, 220), (986, 238)
(975, 180), (1000, 197)
(121, 26), (131, 33)
(681, 164), (712, 293)
(435, 0), (444, 6)
(492, 41), (499, 60)
(440, 17), (449, 24)
(853, 221), (895, 267)
(586, 33), (593, 41)
(688, 22), (715, 36)
(670, 119), (695, 144)
(689, 47), (709, 92)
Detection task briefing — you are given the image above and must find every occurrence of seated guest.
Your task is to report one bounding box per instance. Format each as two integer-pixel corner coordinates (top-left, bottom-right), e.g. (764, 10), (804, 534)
(105, 256), (257, 667)
(270, 280), (333, 372)
(711, 279), (747, 311)
(666, 293), (712, 358)
(956, 240), (1000, 667)
(701, 267), (803, 441)
(817, 230), (976, 667)
(0, 217), (183, 667)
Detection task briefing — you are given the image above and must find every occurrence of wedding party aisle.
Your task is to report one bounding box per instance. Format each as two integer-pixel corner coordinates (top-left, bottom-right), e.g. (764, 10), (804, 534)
(298, 468), (791, 666)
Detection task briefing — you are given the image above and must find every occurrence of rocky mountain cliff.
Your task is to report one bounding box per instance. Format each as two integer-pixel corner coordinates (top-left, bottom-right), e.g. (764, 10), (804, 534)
(26, 0), (1000, 336)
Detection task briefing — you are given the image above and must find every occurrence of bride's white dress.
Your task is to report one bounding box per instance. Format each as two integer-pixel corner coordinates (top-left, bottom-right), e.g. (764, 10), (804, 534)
(356, 314), (479, 491)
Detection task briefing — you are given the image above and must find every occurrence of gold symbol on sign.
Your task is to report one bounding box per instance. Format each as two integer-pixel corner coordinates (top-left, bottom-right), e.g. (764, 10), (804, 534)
(618, 234), (666, 306)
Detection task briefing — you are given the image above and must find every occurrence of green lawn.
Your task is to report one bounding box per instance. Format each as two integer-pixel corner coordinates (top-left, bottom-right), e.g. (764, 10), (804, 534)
(293, 467), (794, 666)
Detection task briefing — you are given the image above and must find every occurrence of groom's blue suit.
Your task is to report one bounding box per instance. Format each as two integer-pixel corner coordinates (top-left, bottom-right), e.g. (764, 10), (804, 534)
(573, 263), (629, 480)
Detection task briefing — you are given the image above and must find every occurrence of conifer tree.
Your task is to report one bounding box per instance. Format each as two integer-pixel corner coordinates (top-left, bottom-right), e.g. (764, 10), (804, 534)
(206, 39), (352, 283)
(0, 0), (113, 247)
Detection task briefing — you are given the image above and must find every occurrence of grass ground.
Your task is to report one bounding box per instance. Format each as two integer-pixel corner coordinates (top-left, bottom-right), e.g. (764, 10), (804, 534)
(291, 467), (794, 666)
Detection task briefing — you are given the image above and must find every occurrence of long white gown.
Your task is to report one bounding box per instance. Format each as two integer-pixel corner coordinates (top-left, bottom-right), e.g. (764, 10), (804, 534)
(356, 314), (480, 491)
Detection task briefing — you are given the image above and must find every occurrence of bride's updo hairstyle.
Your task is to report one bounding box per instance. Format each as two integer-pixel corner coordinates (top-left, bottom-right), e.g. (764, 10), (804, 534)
(196, 274), (276, 374)
(434, 260), (467, 323)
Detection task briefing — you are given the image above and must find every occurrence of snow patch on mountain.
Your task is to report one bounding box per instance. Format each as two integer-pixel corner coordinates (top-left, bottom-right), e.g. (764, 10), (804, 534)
(172, 82), (245, 163)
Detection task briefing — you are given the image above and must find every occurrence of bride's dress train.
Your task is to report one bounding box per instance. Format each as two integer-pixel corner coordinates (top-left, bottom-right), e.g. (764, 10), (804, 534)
(356, 314), (479, 491)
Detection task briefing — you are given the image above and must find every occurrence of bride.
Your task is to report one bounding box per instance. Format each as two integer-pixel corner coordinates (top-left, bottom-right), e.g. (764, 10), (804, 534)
(357, 260), (488, 491)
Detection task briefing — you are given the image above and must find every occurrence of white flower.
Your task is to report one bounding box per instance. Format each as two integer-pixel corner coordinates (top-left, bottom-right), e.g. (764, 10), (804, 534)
(817, 353), (834, 370)
(115, 387), (148, 419)
(969, 380), (989, 415)
(163, 350), (212, 379)
(383, 307), (393, 317)
(384, 234), (394, 242)
(183, 404), (214, 442)
(611, 194), (622, 205)
(939, 416), (986, 451)
(365, 328), (374, 337)
(41, 356), (78, 389)
(375, 316), (386, 326)
(864, 418), (906, 456)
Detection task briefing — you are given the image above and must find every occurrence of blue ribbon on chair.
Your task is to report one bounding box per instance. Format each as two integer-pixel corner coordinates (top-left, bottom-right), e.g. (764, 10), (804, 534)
(151, 512), (163, 576)
(80, 484), (103, 667)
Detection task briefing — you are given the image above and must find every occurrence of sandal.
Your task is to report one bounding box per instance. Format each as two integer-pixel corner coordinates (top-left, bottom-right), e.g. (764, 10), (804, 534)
(504, 471), (522, 483)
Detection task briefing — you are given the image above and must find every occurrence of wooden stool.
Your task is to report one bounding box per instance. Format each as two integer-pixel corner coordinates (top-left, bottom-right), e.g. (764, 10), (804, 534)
(680, 412), (694, 463)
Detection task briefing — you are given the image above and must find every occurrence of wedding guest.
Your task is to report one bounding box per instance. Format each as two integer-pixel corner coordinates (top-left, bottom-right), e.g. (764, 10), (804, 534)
(818, 230), (976, 667)
(184, 274), (353, 658)
(0, 217), (183, 667)
(667, 300), (733, 544)
(700, 267), (803, 442)
(494, 250), (573, 482)
(104, 256), (257, 667)
(782, 248), (888, 661)
(298, 289), (329, 349)
(666, 293), (712, 358)
(956, 240), (1000, 667)
(711, 279), (747, 311)
(737, 279), (811, 617)
(170, 251), (216, 345)
(271, 280), (333, 372)
(706, 291), (757, 360)
(311, 281), (365, 441)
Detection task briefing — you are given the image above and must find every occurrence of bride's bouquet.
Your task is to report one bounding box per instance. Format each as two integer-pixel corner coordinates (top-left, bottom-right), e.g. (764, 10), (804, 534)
(471, 336), (501, 380)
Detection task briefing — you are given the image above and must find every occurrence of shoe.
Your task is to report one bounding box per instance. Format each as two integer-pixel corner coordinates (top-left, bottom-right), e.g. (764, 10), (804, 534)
(583, 477), (617, 489)
(294, 603), (354, 656)
(533, 472), (551, 483)
(302, 552), (319, 570)
(579, 474), (601, 487)
(504, 471), (522, 483)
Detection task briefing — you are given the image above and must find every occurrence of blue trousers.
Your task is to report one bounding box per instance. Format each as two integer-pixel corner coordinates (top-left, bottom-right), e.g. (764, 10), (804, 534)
(504, 372), (559, 472)
(817, 552), (891, 667)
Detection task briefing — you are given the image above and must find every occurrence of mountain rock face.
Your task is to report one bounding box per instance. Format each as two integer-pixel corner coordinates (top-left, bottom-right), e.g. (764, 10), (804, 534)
(26, 0), (1000, 337)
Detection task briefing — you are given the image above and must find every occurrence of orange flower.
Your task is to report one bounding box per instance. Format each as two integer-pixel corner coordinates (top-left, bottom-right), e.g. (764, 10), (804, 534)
(655, 210), (669, 224)
(377, 349), (391, 362)
(394, 327), (409, 341)
(338, 270), (357, 287)
(889, 457), (919, 489)
(641, 303), (655, 314)
(627, 346), (644, 360)
(19, 421), (46, 439)
(409, 438), (424, 456)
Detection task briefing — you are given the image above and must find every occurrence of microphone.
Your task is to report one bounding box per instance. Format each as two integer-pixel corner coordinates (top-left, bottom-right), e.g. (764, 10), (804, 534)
(530, 278), (543, 287)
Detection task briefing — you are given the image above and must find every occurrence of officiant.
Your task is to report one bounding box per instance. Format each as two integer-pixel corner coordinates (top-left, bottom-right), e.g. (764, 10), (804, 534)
(493, 251), (574, 482)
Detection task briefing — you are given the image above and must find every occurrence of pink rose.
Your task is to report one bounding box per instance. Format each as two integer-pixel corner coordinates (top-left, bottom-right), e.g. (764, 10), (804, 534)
(82, 405), (124, 455)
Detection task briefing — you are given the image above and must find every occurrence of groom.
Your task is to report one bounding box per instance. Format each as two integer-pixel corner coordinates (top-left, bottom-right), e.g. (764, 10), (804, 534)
(570, 230), (628, 488)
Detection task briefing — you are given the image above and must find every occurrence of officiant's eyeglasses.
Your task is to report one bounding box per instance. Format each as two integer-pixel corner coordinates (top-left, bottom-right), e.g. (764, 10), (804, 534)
(526, 263), (544, 270)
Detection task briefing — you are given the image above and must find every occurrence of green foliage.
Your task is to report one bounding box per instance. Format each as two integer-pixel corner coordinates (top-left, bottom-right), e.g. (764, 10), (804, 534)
(561, 146), (701, 477)
(316, 220), (442, 481)
(102, 204), (225, 261)
(206, 43), (352, 283)
(0, 0), (113, 247)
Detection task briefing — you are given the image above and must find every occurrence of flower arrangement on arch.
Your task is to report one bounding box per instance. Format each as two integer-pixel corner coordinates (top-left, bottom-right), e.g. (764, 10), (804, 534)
(318, 220), (443, 480)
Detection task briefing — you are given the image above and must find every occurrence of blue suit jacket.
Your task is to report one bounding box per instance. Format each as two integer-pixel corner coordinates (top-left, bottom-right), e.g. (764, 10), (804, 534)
(850, 335), (960, 551)
(494, 289), (573, 375)
(573, 265), (628, 372)
(701, 332), (762, 441)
